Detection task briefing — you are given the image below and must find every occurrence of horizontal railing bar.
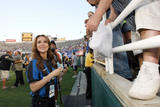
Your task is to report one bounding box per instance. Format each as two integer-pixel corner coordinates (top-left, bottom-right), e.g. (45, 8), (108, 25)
(95, 60), (105, 66)
(113, 35), (160, 53)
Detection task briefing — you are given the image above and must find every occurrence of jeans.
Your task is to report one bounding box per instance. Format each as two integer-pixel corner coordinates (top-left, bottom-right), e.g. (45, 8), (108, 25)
(14, 70), (24, 87)
(112, 25), (133, 79)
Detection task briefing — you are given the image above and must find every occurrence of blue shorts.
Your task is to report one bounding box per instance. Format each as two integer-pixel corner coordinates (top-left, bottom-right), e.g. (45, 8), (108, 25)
(121, 23), (131, 33)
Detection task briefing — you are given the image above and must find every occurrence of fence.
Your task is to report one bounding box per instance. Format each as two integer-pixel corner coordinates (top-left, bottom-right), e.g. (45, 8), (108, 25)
(94, 0), (160, 74)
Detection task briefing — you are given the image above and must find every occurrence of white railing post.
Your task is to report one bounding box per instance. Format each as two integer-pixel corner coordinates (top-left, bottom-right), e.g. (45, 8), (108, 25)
(105, 54), (114, 74)
(94, 49), (98, 63)
(105, 58), (109, 72)
(108, 54), (114, 74)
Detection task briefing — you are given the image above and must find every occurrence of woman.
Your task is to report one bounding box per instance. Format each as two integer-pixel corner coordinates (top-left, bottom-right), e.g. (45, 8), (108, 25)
(13, 51), (24, 87)
(26, 35), (62, 107)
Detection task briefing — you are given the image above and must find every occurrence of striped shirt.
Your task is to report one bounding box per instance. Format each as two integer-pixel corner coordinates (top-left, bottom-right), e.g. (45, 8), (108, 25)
(112, 0), (136, 31)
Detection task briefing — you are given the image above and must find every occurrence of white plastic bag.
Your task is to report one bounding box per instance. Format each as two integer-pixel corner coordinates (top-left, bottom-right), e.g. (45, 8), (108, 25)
(89, 21), (113, 57)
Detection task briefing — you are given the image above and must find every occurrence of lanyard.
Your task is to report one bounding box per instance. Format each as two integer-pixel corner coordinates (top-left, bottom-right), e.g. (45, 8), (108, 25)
(43, 62), (56, 84)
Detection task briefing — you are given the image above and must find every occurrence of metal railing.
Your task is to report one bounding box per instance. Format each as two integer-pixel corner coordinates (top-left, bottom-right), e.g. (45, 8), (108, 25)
(94, 0), (160, 74)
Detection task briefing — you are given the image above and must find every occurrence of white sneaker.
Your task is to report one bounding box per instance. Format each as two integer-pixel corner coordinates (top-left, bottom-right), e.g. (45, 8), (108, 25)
(128, 61), (160, 100)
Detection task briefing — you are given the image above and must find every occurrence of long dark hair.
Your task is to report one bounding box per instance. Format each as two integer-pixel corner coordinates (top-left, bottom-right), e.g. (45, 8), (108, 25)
(32, 35), (57, 73)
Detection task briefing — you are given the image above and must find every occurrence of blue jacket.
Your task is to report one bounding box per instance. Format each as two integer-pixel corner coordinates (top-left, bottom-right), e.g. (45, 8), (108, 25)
(26, 59), (56, 98)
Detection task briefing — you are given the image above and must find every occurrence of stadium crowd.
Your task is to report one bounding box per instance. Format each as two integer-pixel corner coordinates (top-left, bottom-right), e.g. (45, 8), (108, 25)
(0, 38), (84, 57)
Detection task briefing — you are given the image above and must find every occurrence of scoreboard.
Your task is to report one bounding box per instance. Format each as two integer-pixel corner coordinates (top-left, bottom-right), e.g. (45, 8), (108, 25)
(22, 33), (32, 41)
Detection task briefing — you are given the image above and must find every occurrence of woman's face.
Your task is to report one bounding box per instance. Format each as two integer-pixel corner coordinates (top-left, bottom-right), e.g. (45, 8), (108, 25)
(36, 36), (49, 54)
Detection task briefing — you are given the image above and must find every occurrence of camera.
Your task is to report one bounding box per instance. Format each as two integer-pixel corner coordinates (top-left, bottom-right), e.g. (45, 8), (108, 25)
(51, 48), (56, 53)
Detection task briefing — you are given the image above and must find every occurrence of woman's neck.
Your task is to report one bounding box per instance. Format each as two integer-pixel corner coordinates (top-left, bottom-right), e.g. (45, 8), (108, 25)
(40, 53), (47, 60)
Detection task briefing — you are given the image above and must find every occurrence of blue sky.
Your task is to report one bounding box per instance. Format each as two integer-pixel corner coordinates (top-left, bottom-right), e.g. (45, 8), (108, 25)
(0, 0), (94, 42)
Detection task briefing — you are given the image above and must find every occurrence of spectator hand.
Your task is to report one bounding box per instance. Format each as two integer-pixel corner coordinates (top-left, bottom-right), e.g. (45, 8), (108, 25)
(91, 57), (94, 59)
(105, 18), (113, 25)
(86, 15), (101, 32)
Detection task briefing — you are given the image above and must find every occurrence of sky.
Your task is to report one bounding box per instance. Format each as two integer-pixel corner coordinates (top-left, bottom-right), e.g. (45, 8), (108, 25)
(0, 0), (95, 42)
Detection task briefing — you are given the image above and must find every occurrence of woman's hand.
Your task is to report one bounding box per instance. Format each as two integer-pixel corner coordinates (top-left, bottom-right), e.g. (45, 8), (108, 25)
(51, 67), (63, 77)
(30, 67), (63, 92)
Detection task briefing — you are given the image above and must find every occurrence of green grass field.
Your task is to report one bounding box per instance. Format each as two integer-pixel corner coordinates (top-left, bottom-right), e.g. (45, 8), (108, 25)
(0, 67), (77, 107)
